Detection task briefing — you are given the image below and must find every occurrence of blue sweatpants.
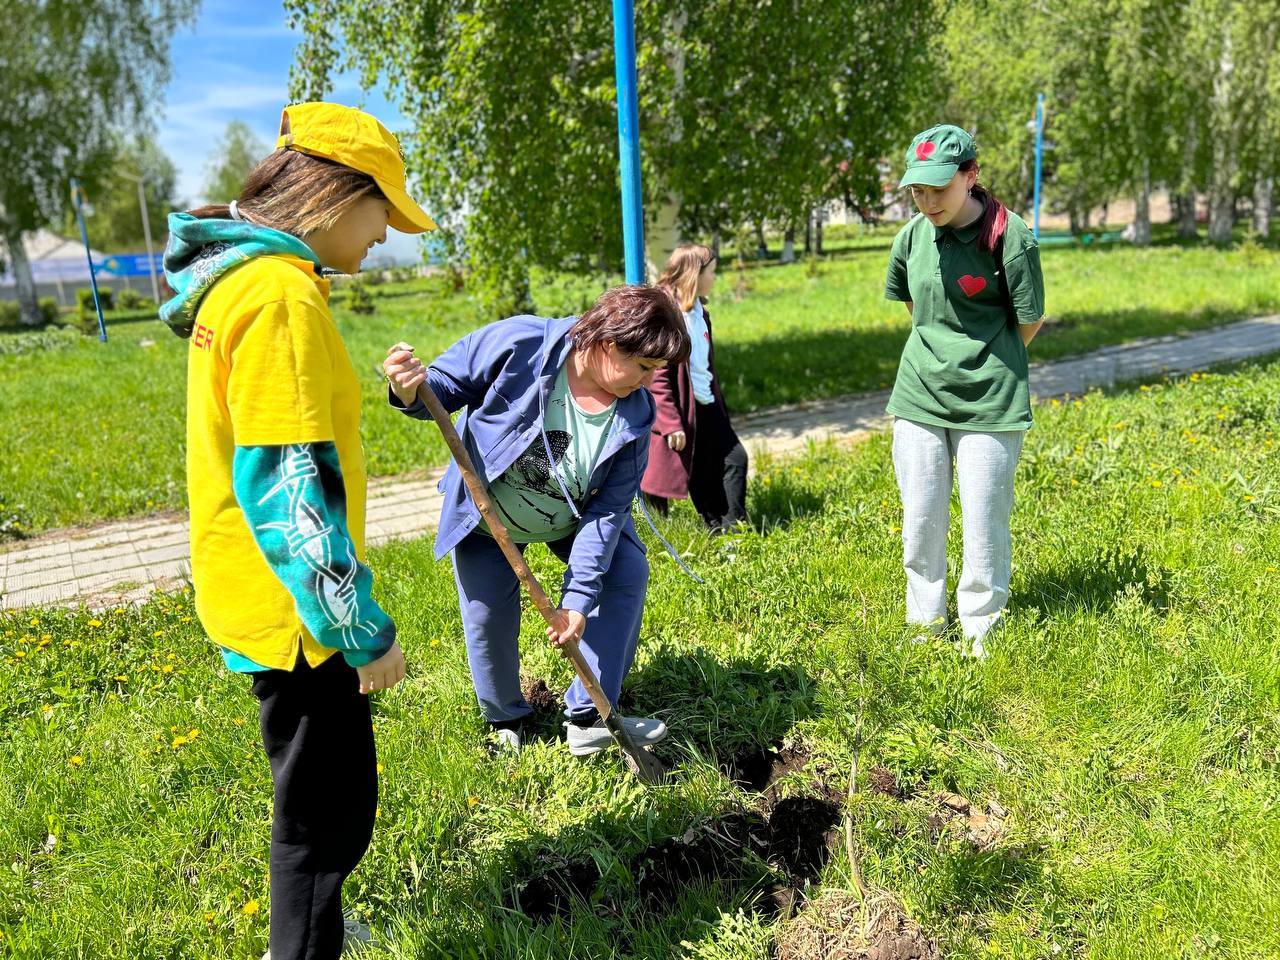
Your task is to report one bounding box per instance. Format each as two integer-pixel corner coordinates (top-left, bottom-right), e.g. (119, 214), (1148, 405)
(451, 529), (649, 722)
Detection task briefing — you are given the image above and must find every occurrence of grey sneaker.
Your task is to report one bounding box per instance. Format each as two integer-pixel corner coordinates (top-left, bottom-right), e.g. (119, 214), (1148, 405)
(564, 715), (668, 756)
(342, 913), (379, 951)
(260, 912), (380, 959)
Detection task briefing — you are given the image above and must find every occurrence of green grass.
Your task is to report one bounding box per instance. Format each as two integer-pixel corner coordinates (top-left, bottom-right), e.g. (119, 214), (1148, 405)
(3, 356), (1278, 958)
(4, 235), (1280, 537)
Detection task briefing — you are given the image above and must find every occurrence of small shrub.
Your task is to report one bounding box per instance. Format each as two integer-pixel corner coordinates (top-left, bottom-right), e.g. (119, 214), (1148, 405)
(116, 288), (144, 310)
(38, 297), (60, 325)
(76, 287), (113, 315)
(347, 278), (376, 315)
(0, 298), (61, 329)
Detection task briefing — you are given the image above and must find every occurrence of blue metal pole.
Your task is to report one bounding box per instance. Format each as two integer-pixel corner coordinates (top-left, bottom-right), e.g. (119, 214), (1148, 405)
(612, 0), (645, 284)
(1032, 92), (1045, 240)
(70, 177), (107, 341)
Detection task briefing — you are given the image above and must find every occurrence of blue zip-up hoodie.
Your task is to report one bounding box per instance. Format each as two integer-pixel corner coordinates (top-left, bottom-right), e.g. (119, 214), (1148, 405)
(392, 315), (654, 616)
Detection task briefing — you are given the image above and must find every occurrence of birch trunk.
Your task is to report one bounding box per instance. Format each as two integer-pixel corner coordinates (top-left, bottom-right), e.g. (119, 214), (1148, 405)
(1, 222), (41, 326)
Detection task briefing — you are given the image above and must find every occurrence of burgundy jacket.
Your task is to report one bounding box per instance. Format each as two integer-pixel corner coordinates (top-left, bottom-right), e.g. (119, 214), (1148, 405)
(641, 300), (730, 499)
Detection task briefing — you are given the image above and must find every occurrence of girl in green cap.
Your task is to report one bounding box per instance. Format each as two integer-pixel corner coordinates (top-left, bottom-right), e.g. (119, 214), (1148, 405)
(883, 123), (1046, 658)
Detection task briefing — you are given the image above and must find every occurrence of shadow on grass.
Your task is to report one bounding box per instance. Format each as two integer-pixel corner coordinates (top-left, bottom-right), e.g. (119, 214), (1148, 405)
(717, 324), (906, 413)
(926, 844), (1050, 917)
(1017, 544), (1174, 616)
(748, 468), (831, 533)
(625, 643), (818, 761)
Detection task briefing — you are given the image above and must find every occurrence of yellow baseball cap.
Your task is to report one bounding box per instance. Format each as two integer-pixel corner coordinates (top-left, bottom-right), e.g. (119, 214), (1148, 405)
(277, 101), (437, 234)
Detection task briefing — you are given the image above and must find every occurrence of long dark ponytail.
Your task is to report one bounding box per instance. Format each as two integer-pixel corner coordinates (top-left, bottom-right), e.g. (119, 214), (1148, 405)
(958, 160), (1008, 254)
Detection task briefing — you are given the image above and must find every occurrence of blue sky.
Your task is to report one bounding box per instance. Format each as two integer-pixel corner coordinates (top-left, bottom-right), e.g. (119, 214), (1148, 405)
(159, 0), (422, 264)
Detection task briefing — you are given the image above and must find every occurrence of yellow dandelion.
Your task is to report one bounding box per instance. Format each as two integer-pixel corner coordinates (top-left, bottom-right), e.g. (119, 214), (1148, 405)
(430, 639), (441, 649)
(113, 675), (129, 682)
(242, 900), (260, 917)
(1244, 495), (1255, 503)
(88, 619), (102, 628)
(70, 755), (83, 767)
(162, 665), (174, 674)
(467, 796), (480, 808)
(204, 911), (216, 922)
(14, 651), (25, 659)
(153, 631), (164, 638)
(188, 728), (200, 739)
(172, 736), (189, 749)
(1151, 480), (1163, 488)
(376, 763), (385, 774)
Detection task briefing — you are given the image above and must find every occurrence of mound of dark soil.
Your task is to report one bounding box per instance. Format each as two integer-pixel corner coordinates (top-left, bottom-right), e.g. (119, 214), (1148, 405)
(768, 796), (841, 881)
(726, 740), (813, 794)
(516, 857), (601, 922)
(635, 812), (770, 905)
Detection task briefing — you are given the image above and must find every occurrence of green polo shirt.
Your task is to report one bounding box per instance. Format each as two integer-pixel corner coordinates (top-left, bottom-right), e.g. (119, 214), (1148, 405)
(884, 210), (1045, 431)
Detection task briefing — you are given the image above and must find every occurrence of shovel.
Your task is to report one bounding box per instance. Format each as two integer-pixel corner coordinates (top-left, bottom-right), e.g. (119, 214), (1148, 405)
(417, 384), (667, 785)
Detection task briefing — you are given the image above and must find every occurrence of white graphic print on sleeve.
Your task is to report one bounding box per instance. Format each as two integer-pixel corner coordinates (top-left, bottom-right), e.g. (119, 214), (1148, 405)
(254, 445), (380, 649)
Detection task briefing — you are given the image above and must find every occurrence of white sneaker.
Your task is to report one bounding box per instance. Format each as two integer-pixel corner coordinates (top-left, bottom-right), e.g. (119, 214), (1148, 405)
(955, 635), (989, 660)
(487, 727), (521, 756)
(564, 716), (668, 756)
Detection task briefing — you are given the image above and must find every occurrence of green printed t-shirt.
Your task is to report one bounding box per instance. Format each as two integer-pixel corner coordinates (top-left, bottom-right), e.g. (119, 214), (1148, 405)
(483, 365), (617, 543)
(884, 210), (1045, 431)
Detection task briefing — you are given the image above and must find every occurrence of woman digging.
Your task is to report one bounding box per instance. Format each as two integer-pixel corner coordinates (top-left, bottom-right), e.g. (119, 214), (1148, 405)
(382, 285), (689, 755)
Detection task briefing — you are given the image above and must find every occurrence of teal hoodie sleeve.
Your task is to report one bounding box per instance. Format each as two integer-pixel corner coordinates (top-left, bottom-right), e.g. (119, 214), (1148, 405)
(232, 442), (396, 667)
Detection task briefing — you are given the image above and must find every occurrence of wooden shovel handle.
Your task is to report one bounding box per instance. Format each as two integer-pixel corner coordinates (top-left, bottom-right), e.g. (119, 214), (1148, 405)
(414, 384), (615, 722)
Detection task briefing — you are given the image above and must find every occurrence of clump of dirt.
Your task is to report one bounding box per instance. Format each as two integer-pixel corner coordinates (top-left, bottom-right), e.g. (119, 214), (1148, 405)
(926, 792), (1007, 851)
(516, 857), (601, 922)
(776, 890), (941, 960)
(521, 676), (559, 713)
(768, 796), (841, 881)
(868, 767), (905, 800)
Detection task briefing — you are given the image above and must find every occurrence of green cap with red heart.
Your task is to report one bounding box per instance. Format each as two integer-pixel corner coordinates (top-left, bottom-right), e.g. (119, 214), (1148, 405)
(899, 124), (978, 189)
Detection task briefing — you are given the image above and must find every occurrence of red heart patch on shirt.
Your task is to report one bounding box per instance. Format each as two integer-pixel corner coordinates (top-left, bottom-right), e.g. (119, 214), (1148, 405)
(957, 274), (987, 297)
(915, 141), (936, 160)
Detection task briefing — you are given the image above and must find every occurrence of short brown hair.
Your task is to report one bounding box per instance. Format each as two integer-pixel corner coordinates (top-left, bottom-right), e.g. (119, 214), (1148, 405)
(572, 285), (690, 365)
(188, 149), (386, 236)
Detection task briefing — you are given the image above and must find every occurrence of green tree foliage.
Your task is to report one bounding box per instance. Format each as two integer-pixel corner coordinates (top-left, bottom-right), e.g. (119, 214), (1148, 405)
(0, 0), (197, 325)
(938, 0), (1279, 243)
(203, 120), (269, 204)
(76, 137), (182, 254)
(283, 0), (939, 316)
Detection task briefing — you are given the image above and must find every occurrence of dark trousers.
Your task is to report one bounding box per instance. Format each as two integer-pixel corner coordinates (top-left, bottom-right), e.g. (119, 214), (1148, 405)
(251, 652), (377, 960)
(689, 401), (748, 531)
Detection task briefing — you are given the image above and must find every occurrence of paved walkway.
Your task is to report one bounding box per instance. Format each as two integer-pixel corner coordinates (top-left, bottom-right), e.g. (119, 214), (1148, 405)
(5, 314), (1280, 610)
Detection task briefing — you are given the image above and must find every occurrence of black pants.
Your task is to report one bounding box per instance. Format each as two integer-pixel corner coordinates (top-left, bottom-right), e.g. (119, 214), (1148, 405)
(655, 401), (747, 531)
(251, 653), (377, 960)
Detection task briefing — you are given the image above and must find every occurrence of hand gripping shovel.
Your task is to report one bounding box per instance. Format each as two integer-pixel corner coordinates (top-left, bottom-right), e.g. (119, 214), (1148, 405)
(417, 384), (667, 785)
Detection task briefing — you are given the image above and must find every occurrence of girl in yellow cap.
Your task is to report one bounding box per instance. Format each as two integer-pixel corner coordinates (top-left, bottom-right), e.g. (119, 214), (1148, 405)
(161, 102), (435, 959)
